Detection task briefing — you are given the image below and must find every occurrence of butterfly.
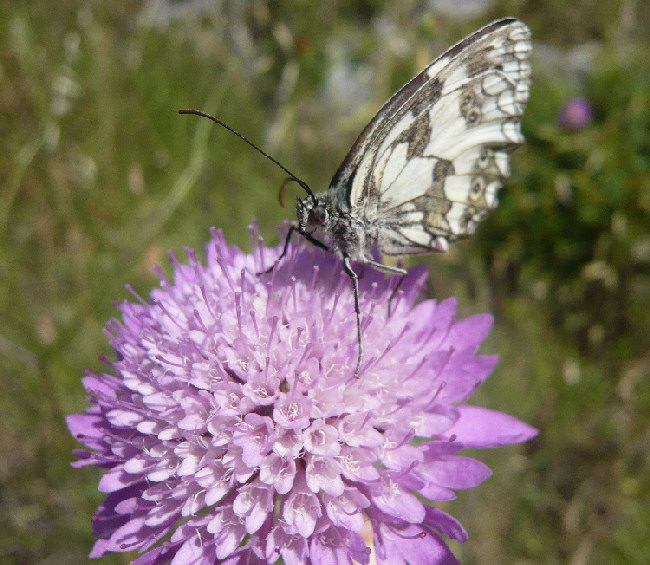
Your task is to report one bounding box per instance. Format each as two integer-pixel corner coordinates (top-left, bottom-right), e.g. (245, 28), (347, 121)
(181, 17), (532, 377)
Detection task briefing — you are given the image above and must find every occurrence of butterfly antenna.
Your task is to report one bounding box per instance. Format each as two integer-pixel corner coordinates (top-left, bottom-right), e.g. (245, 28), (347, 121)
(179, 109), (315, 199)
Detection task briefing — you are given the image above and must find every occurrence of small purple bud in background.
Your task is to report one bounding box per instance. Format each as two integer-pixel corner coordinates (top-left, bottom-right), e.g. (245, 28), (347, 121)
(558, 96), (593, 130)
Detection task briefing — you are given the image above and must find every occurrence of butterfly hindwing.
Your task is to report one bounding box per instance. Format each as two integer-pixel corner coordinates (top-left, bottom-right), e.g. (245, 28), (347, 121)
(329, 18), (532, 257)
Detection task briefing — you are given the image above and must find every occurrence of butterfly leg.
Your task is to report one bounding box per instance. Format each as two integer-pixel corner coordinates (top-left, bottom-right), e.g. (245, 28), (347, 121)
(259, 225), (330, 275)
(343, 255), (362, 378)
(302, 230), (330, 252)
(363, 258), (407, 276)
(387, 274), (406, 317)
(361, 258), (407, 317)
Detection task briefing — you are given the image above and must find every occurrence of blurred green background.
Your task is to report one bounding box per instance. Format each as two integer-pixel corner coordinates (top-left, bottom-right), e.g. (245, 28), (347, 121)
(1, 1), (649, 563)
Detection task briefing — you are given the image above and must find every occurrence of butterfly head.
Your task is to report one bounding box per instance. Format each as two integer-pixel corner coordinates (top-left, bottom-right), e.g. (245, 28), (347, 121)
(297, 193), (331, 233)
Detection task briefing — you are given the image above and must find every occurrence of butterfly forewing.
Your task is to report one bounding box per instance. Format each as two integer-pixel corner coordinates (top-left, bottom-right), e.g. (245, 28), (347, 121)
(330, 18), (531, 257)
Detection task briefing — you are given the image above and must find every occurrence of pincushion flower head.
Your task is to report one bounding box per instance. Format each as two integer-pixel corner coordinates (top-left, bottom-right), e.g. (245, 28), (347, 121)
(68, 226), (537, 564)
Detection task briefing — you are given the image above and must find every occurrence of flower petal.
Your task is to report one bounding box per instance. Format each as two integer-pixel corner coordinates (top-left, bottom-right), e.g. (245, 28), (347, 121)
(442, 406), (538, 448)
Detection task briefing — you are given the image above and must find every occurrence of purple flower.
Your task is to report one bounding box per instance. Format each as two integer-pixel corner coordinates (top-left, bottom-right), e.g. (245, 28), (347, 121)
(558, 96), (593, 130)
(68, 226), (537, 564)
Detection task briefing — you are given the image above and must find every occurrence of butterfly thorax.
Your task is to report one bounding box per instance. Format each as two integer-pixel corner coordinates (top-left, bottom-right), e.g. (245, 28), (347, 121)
(297, 191), (372, 262)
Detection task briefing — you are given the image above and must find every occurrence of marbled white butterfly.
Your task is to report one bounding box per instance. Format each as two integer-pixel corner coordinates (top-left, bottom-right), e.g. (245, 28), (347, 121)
(181, 18), (532, 376)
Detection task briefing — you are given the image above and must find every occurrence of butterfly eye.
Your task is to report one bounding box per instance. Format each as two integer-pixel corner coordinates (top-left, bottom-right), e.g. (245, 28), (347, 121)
(310, 207), (327, 225)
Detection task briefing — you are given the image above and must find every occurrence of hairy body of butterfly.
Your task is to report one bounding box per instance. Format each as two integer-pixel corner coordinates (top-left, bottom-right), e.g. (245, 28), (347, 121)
(181, 17), (532, 378)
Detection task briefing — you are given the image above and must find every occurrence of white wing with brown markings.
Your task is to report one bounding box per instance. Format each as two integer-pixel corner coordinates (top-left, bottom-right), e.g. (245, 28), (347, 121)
(328, 18), (532, 256)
